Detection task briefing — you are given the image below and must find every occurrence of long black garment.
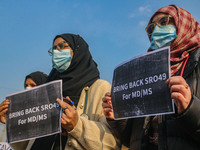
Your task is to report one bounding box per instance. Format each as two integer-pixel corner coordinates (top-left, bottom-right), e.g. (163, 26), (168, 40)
(31, 33), (100, 150)
(47, 33), (100, 105)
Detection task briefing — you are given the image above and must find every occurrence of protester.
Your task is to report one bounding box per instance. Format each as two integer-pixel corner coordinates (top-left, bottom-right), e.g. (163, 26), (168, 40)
(0, 71), (47, 150)
(102, 4), (200, 150)
(11, 33), (119, 150)
(0, 71), (48, 124)
(24, 71), (48, 89)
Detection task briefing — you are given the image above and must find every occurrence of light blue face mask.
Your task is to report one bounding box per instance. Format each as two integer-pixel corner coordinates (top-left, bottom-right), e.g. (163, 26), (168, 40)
(52, 49), (72, 73)
(150, 25), (177, 50)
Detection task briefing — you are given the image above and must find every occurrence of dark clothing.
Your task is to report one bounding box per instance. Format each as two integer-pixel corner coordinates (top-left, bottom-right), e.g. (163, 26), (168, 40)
(108, 48), (200, 150)
(25, 71), (48, 86)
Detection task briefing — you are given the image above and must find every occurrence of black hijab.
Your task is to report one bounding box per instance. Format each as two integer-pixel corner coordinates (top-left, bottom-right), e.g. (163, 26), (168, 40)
(47, 33), (100, 106)
(24, 71), (48, 87)
(31, 34), (100, 150)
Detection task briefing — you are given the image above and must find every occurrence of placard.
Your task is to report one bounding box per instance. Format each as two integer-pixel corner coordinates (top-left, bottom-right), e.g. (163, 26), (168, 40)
(111, 47), (174, 119)
(6, 80), (62, 143)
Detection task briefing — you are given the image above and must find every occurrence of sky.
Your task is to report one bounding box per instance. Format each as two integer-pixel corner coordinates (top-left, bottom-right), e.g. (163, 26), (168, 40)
(0, 0), (200, 103)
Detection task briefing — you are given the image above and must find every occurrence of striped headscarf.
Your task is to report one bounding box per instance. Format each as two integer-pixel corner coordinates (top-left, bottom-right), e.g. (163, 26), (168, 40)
(148, 5), (200, 75)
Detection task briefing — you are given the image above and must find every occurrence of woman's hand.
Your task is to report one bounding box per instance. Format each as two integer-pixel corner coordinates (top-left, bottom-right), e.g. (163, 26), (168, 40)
(102, 92), (114, 119)
(166, 76), (191, 114)
(0, 99), (10, 124)
(56, 97), (78, 132)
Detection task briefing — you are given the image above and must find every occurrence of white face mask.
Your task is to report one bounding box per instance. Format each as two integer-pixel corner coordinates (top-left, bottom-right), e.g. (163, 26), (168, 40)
(25, 87), (32, 90)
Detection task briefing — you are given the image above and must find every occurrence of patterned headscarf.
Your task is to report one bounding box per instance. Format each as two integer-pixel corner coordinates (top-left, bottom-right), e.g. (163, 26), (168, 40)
(148, 5), (200, 75)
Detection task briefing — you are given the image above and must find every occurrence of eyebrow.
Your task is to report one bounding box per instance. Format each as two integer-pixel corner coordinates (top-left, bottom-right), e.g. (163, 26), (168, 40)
(53, 41), (67, 46)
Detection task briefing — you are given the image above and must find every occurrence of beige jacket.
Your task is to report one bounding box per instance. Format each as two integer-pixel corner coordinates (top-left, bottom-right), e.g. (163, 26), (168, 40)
(11, 79), (119, 150)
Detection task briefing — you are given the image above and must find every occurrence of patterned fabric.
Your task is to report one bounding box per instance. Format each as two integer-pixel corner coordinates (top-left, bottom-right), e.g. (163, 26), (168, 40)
(148, 5), (200, 75)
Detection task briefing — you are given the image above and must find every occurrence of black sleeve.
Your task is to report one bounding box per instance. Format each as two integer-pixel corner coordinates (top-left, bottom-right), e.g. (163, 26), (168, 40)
(174, 53), (200, 143)
(175, 95), (200, 143)
(107, 118), (132, 148)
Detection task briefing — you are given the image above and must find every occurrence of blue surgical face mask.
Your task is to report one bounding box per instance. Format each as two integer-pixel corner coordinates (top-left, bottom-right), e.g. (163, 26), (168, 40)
(52, 49), (72, 73)
(150, 25), (177, 50)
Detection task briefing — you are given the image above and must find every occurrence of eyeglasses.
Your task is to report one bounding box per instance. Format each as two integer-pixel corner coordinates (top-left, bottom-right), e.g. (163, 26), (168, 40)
(48, 41), (67, 56)
(145, 15), (173, 36)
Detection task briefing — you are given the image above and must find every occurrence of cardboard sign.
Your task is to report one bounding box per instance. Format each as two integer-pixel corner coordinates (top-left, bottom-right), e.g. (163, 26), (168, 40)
(6, 80), (62, 143)
(111, 47), (175, 119)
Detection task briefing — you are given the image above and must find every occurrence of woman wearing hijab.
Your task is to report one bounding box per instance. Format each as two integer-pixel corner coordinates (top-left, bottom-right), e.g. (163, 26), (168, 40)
(12, 33), (119, 150)
(0, 71), (48, 145)
(102, 5), (200, 150)
(0, 71), (48, 124)
(24, 71), (48, 89)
